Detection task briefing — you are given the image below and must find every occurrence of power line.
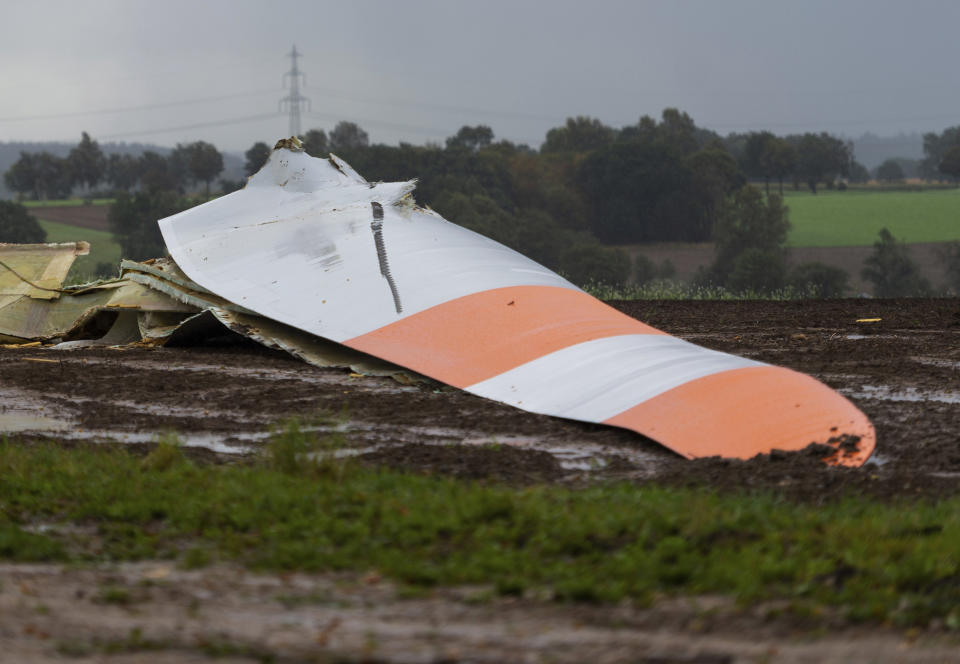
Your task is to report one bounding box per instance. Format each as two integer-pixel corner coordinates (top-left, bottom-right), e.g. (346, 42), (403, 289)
(303, 85), (564, 125)
(97, 112), (278, 141)
(0, 89), (277, 124)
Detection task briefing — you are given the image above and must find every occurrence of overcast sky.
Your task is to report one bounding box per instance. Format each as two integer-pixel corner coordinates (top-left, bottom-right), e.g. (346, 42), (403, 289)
(1, 0), (958, 153)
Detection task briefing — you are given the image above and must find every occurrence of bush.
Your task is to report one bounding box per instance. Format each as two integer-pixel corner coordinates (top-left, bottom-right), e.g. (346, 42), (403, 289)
(861, 228), (931, 297)
(726, 248), (788, 294)
(937, 241), (960, 293)
(634, 254), (676, 284)
(560, 244), (631, 287)
(0, 201), (46, 243)
(790, 262), (849, 298)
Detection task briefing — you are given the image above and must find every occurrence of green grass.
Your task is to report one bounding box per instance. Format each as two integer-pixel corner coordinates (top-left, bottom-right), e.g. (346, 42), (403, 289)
(35, 218), (122, 281)
(2, 426), (960, 628)
(783, 188), (960, 247)
(22, 198), (114, 208)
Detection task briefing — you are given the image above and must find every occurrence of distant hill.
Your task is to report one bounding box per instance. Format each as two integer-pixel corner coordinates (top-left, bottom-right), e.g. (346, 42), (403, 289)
(0, 140), (244, 199)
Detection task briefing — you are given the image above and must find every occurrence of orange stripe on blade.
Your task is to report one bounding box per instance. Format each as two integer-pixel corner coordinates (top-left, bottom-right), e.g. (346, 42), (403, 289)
(604, 365), (875, 467)
(344, 285), (665, 387)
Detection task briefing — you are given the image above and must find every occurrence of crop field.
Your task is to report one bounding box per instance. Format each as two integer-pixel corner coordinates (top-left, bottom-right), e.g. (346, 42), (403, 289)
(22, 198), (115, 209)
(2, 298), (959, 662)
(35, 218), (121, 281)
(783, 188), (960, 247)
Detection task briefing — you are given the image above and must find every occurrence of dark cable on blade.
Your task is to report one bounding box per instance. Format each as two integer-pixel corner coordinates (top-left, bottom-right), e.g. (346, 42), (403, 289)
(370, 202), (402, 314)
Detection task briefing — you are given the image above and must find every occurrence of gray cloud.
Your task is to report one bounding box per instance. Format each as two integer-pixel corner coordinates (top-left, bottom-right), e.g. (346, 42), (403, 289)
(1, 0), (957, 152)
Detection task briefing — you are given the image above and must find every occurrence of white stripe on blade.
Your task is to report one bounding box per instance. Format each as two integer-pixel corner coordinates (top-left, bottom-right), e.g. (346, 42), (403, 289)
(465, 334), (764, 422)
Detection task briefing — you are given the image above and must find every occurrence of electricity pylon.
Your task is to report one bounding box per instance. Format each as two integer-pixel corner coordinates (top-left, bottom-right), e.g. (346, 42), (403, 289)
(280, 45), (310, 137)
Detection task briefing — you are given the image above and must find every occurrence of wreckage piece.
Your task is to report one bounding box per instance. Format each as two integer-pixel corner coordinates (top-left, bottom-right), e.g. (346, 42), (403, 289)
(157, 139), (875, 465)
(0, 242), (197, 344)
(1, 242), (90, 342)
(0, 246), (418, 379)
(119, 257), (420, 379)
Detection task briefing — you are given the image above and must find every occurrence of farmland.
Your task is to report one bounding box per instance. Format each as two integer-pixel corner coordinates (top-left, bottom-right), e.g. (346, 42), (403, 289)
(35, 218), (121, 281)
(620, 187), (960, 294)
(2, 297), (959, 662)
(783, 187), (960, 248)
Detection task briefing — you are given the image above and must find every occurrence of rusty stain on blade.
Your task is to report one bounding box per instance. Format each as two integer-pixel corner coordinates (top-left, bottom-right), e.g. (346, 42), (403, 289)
(156, 141), (876, 466)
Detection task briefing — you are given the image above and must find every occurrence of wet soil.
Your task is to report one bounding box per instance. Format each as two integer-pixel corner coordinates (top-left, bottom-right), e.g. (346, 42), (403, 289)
(2, 299), (959, 662)
(2, 298), (957, 500)
(32, 204), (110, 232)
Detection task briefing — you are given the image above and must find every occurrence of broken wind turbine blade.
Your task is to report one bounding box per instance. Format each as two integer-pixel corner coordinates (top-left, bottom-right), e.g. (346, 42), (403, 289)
(158, 138), (875, 466)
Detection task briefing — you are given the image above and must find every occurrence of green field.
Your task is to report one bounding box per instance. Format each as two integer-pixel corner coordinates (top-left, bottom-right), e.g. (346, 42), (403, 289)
(23, 198), (114, 208)
(36, 218), (122, 282)
(784, 188), (960, 247)
(2, 427), (960, 628)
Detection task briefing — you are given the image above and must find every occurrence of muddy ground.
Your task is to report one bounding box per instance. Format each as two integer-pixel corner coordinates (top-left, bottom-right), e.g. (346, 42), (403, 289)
(1, 298), (959, 662)
(3, 298), (957, 498)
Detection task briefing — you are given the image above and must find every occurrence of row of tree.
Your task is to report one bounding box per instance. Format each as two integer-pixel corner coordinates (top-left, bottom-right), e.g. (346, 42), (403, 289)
(3, 133), (226, 200)
(5, 112), (960, 292)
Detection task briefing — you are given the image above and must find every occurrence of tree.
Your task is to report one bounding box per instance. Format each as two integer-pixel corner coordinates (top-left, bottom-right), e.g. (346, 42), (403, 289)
(743, 131), (777, 193)
(166, 145), (192, 191)
(0, 201), (46, 243)
(184, 141), (223, 195)
(765, 139), (796, 195)
(4, 152), (71, 200)
(791, 132), (850, 193)
(3, 152), (37, 199)
(108, 191), (193, 260)
(576, 138), (703, 243)
(301, 129), (328, 157)
(138, 151), (177, 193)
(939, 145), (960, 185)
(105, 153), (140, 193)
(742, 132), (796, 195)
(66, 131), (105, 192)
(655, 108), (703, 156)
(244, 141), (271, 176)
(39, 153), (72, 200)
(705, 186), (791, 292)
(848, 160), (871, 184)
(875, 159), (905, 183)
(541, 116), (616, 153)
(920, 126), (960, 181)
(860, 228), (931, 297)
(446, 125), (494, 151)
(685, 147), (745, 238)
(328, 121), (369, 152)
